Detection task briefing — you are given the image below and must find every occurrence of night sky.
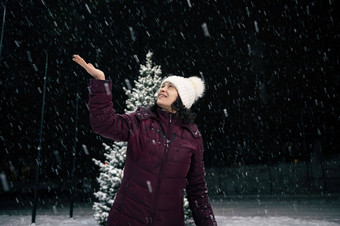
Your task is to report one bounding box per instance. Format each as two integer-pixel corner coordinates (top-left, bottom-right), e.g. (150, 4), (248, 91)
(0, 0), (338, 195)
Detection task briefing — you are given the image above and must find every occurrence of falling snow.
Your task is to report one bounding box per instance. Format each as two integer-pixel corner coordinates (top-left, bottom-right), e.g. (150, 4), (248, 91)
(0, 0), (338, 225)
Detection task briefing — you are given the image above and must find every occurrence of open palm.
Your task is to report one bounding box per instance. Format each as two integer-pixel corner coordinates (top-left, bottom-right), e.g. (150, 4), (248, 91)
(72, 55), (105, 80)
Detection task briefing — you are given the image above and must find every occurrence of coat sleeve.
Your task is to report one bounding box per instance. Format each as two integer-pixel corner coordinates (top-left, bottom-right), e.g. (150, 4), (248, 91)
(186, 137), (217, 226)
(88, 79), (135, 141)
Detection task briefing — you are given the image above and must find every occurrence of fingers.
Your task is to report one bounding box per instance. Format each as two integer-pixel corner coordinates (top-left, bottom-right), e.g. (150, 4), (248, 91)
(72, 54), (84, 63)
(72, 54), (104, 79)
(72, 54), (89, 68)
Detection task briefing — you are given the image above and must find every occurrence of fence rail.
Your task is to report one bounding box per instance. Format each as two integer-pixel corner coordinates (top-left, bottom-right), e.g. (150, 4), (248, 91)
(206, 158), (340, 195)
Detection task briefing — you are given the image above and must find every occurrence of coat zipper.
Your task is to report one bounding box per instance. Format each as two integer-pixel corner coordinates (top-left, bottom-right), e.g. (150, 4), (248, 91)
(150, 114), (172, 225)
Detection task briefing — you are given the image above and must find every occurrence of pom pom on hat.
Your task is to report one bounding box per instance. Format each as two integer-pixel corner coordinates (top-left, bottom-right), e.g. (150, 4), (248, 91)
(188, 76), (205, 101)
(161, 75), (205, 109)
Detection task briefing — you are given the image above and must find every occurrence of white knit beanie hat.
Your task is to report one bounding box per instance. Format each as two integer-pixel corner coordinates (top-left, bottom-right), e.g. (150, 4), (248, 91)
(160, 76), (205, 109)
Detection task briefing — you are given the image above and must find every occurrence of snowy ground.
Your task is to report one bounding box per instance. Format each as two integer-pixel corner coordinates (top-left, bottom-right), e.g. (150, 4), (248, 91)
(1, 195), (339, 226)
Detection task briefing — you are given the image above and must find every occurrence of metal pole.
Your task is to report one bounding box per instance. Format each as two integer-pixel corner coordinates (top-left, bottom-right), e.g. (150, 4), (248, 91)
(0, 3), (6, 61)
(301, 110), (311, 191)
(70, 80), (79, 218)
(31, 48), (49, 224)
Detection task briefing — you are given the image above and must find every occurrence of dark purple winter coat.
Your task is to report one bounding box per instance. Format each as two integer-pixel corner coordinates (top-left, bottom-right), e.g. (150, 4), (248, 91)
(88, 79), (217, 226)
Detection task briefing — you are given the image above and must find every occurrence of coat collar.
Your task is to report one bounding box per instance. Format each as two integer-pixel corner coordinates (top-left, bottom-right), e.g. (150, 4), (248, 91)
(135, 106), (201, 139)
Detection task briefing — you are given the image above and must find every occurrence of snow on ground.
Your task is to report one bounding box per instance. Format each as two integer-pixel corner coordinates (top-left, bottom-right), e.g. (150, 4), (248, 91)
(1, 195), (339, 226)
(215, 216), (340, 226)
(1, 215), (339, 226)
(0, 215), (96, 226)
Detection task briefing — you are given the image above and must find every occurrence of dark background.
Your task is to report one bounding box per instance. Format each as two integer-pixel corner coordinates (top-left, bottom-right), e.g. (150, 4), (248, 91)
(0, 0), (338, 203)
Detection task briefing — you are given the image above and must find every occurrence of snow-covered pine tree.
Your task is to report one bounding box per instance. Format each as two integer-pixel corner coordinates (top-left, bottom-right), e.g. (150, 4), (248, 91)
(124, 51), (162, 113)
(92, 142), (126, 225)
(92, 51), (192, 225)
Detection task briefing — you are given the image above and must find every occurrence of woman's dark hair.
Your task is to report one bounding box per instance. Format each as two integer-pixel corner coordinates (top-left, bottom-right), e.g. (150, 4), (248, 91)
(150, 97), (195, 124)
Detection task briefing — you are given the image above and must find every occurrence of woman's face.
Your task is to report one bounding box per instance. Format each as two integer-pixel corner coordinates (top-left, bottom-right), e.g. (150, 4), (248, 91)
(157, 82), (178, 112)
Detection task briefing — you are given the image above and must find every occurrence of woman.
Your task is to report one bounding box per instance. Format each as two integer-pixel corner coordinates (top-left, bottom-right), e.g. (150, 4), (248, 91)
(72, 55), (217, 226)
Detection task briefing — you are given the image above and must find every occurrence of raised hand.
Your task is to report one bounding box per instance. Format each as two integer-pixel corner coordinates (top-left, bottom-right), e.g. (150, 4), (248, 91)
(72, 54), (105, 80)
